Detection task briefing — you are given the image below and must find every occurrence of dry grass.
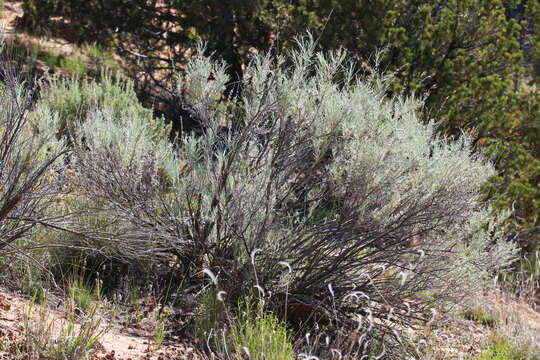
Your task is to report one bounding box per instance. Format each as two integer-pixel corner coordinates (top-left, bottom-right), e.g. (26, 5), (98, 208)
(469, 290), (540, 355)
(410, 288), (540, 359)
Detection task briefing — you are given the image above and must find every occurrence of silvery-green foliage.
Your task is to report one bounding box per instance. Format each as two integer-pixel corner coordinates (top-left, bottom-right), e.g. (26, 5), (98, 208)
(31, 103), (65, 159)
(69, 36), (517, 354)
(78, 108), (177, 182)
(36, 73), (171, 145)
(64, 101), (179, 262)
(31, 74), (177, 264)
(173, 36), (516, 326)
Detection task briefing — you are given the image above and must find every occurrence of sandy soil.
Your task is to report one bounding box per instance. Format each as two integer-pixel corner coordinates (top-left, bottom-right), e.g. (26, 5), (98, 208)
(0, 289), (203, 359)
(2, 287), (539, 359)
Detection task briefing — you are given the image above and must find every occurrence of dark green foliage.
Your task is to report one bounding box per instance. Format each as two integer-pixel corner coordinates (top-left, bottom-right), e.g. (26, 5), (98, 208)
(21, 0), (57, 31)
(485, 140), (540, 251)
(21, 0), (142, 41)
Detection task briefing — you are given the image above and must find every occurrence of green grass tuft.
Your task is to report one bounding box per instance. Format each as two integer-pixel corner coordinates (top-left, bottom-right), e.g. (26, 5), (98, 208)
(475, 337), (531, 360)
(230, 299), (294, 360)
(463, 307), (496, 327)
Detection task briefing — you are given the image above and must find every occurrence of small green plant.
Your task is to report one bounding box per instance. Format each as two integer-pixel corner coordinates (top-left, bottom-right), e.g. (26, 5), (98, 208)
(66, 269), (100, 314)
(230, 299), (294, 360)
(60, 56), (87, 76)
(19, 262), (46, 298)
(153, 311), (169, 352)
(151, 276), (175, 353)
(474, 337), (530, 360)
(195, 288), (226, 340)
(198, 285), (294, 360)
(19, 290), (107, 360)
(39, 50), (61, 71)
(463, 307), (497, 328)
(84, 43), (119, 77)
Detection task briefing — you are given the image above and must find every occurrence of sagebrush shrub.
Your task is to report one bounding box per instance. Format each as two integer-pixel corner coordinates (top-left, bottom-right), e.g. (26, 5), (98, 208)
(28, 74), (175, 286)
(37, 73), (170, 142)
(67, 37), (517, 356)
(176, 37), (516, 301)
(0, 55), (66, 259)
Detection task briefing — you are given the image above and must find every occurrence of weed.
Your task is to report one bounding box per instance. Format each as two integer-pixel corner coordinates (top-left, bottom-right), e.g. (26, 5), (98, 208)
(474, 336), (532, 360)
(66, 268), (100, 315)
(195, 287), (226, 341)
(17, 289), (108, 359)
(151, 275), (175, 353)
(83, 43), (119, 77)
(500, 250), (540, 305)
(38, 50), (61, 71)
(464, 289), (540, 358)
(198, 286), (294, 360)
(60, 56), (87, 76)
(153, 310), (169, 352)
(230, 299), (294, 360)
(463, 307), (497, 327)
(20, 262), (46, 298)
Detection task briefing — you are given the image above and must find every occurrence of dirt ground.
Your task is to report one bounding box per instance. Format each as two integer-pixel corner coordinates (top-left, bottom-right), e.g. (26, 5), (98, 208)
(0, 289), (203, 359)
(2, 287), (539, 359)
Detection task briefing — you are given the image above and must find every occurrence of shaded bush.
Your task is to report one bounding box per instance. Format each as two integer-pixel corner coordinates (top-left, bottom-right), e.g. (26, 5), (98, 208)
(21, 0), (58, 32)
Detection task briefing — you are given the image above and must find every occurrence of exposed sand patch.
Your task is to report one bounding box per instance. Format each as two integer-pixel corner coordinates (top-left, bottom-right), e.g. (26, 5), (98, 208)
(0, 289), (202, 359)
